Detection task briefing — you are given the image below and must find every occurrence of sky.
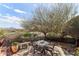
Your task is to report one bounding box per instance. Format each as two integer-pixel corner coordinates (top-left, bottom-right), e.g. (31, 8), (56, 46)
(0, 3), (39, 29)
(0, 3), (79, 29)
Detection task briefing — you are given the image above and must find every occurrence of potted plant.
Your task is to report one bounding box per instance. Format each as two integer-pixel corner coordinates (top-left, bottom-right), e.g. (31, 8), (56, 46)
(10, 42), (20, 54)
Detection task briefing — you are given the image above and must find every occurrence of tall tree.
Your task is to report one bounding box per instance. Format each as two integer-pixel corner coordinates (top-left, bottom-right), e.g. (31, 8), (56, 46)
(21, 3), (77, 38)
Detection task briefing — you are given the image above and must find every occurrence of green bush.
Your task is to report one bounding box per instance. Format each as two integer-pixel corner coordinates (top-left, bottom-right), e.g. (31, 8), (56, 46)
(47, 32), (62, 38)
(23, 32), (32, 37)
(11, 42), (18, 45)
(0, 29), (5, 38)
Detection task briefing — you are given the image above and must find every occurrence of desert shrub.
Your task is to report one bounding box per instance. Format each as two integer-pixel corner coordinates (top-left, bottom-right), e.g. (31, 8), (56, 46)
(47, 32), (62, 38)
(23, 32), (32, 37)
(0, 29), (5, 38)
(74, 47), (79, 56)
(11, 42), (18, 45)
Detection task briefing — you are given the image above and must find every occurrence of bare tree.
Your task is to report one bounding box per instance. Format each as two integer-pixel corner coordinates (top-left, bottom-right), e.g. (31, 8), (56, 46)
(21, 3), (77, 38)
(49, 3), (77, 34)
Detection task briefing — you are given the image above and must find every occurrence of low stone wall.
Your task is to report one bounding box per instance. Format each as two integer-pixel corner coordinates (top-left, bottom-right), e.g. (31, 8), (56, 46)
(12, 46), (33, 56)
(0, 47), (6, 56)
(18, 42), (30, 50)
(46, 37), (76, 44)
(0, 42), (30, 56)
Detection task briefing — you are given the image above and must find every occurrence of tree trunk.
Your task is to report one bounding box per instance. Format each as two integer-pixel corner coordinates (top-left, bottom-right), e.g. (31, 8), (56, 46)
(43, 32), (47, 40)
(75, 38), (78, 47)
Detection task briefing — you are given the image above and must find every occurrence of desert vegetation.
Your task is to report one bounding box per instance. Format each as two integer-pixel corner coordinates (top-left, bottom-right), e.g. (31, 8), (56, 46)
(0, 3), (79, 56)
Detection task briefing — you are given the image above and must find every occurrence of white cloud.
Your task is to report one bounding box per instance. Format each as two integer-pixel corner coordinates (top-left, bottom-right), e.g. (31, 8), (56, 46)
(0, 14), (2, 16)
(0, 4), (26, 14)
(33, 4), (38, 8)
(0, 4), (12, 9)
(0, 15), (23, 25)
(3, 4), (11, 9)
(0, 16), (23, 29)
(14, 9), (26, 14)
